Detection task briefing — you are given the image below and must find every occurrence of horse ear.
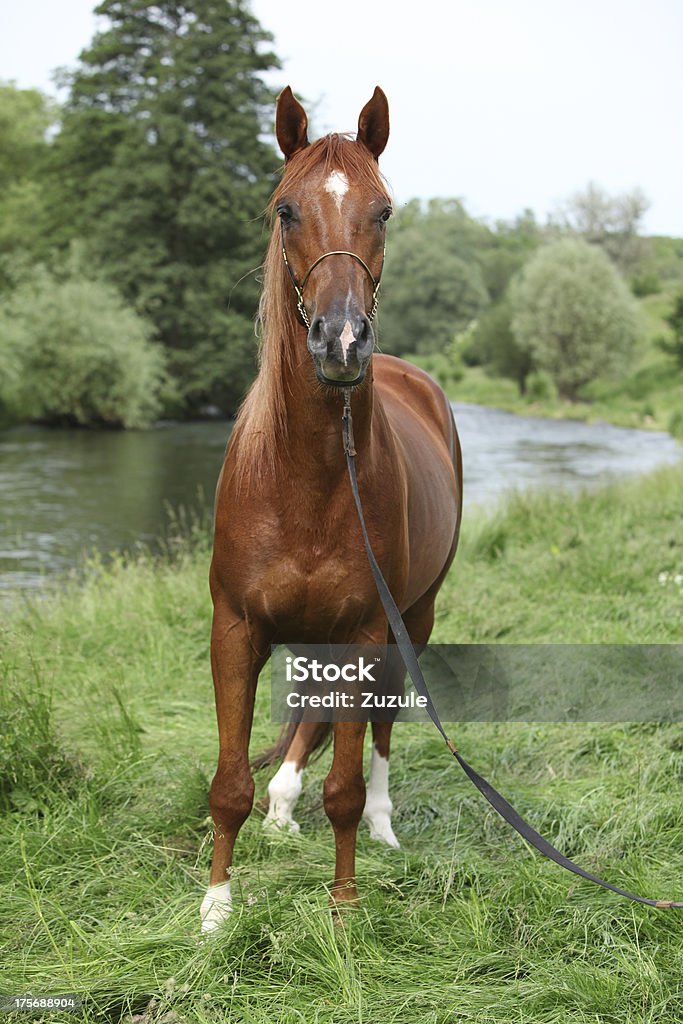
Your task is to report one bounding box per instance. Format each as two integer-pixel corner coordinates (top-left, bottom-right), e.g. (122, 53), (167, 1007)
(357, 86), (390, 159)
(276, 86), (309, 161)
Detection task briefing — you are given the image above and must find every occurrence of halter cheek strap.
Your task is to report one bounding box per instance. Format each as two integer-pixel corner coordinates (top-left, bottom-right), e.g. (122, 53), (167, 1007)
(280, 220), (384, 330)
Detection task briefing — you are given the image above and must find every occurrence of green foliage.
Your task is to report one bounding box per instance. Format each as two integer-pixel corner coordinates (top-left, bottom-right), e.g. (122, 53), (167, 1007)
(657, 290), (683, 367)
(0, 83), (57, 272)
(0, 251), (167, 427)
(669, 410), (683, 439)
(378, 199), (490, 355)
(525, 369), (558, 402)
(478, 208), (542, 302)
(510, 238), (642, 399)
(407, 351), (464, 390)
(0, 82), (56, 190)
(46, 0), (280, 414)
(631, 271), (661, 297)
(468, 297), (534, 394)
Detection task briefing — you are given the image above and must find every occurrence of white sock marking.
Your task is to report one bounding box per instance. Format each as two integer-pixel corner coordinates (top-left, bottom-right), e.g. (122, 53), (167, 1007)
(264, 760), (302, 833)
(363, 746), (400, 848)
(340, 321), (354, 365)
(324, 170), (349, 212)
(200, 881), (232, 934)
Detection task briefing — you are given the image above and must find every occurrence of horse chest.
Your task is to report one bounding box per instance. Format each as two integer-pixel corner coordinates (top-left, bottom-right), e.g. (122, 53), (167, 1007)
(244, 544), (380, 635)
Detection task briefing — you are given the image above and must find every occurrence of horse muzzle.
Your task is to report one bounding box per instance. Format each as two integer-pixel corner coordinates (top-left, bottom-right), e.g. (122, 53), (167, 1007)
(307, 312), (374, 387)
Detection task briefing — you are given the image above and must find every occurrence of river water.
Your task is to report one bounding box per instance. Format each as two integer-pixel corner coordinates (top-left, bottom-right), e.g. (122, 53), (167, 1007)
(0, 403), (680, 597)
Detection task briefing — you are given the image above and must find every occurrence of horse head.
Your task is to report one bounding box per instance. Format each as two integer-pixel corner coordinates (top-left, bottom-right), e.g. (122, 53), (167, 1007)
(274, 86), (391, 387)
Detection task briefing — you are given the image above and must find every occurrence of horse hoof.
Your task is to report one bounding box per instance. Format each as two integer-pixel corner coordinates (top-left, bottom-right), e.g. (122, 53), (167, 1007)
(330, 884), (360, 921)
(200, 883), (232, 933)
(263, 813), (300, 834)
(364, 812), (400, 849)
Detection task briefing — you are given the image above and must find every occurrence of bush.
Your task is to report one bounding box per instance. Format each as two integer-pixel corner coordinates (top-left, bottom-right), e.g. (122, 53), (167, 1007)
(408, 352), (464, 388)
(669, 410), (683, 440)
(525, 370), (558, 403)
(631, 272), (661, 297)
(0, 253), (168, 427)
(510, 238), (641, 400)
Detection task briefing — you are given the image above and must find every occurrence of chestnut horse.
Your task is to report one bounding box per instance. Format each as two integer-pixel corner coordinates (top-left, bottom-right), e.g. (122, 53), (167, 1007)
(201, 86), (462, 932)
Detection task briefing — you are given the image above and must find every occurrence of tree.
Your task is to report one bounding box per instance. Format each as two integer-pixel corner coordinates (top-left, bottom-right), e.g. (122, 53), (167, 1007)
(379, 199), (489, 355)
(469, 297), (534, 395)
(47, 0), (280, 414)
(657, 290), (683, 367)
(0, 83), (57, 276)
(510, 238), (641, 400)
(477, 208), (542, 304)
(553, 181), (651, 279)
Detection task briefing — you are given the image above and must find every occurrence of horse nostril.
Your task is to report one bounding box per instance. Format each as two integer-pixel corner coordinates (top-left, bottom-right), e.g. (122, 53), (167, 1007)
(356, 315), (374, 357)
(307, 316), (327, 356)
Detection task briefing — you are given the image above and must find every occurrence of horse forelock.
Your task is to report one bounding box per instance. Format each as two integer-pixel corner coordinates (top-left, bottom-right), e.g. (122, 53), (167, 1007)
(268, 133), (390, 215)
(230, 135), (390, 487)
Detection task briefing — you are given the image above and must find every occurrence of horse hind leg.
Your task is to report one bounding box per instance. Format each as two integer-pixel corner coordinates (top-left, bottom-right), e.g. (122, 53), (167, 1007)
(363, 645), (404, 848)
(264, 722), (330, 832)
(364, 720), (400, 848)
(363, 598), (437, 850)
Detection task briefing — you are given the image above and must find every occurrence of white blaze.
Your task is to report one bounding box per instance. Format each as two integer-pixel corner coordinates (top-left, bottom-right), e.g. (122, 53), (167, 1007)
(264, 760), (303, 833)
(363, 746), (400, 849)
(324, 170), (349, 211)
(340, 321), (355, 365)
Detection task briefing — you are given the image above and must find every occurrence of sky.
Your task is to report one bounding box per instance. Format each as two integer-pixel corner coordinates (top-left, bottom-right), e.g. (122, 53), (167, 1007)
(2, 0), (682, 234)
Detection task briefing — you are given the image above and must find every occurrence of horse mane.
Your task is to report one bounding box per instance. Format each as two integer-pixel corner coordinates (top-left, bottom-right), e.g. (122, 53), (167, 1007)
(228, 134), (390, 487)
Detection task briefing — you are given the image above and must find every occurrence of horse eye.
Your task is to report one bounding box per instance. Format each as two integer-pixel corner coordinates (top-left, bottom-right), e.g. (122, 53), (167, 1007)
(379, 206), (392, 224)
(277, 203), (293, 222)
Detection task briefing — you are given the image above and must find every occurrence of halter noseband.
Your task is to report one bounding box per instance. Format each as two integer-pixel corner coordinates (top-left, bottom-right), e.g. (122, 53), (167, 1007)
(280, 221), (384, 330)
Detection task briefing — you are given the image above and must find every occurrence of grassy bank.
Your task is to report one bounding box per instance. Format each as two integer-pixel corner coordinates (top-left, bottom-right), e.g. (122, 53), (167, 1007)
(2, 466), (683, 1022)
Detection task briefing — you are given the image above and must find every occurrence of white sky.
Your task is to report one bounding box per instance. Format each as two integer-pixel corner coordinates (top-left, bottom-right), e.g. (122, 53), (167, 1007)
(2, 0), (682, 234)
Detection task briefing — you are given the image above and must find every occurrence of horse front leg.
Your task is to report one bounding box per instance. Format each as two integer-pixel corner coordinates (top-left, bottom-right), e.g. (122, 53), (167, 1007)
(201, 605), (269, 933)
(324, 719), (368, 907)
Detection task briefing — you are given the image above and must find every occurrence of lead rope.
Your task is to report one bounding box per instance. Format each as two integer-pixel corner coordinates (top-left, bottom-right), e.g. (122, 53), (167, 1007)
(341, 389), (681, 909)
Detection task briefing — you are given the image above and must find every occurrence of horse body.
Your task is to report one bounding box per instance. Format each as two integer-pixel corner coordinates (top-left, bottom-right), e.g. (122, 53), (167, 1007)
(202, 88), (462, 932)
(212, 355), (460, 637)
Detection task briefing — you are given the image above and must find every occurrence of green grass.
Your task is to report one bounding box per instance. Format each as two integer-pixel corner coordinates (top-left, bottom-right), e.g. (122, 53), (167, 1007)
(2, 466), (683, 1022)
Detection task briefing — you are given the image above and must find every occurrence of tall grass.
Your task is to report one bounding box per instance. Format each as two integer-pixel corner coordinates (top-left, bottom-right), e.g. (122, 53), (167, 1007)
(1, 465), (683, 1022)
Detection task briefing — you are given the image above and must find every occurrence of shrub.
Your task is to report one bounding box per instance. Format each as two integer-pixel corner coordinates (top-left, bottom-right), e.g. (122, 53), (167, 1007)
(0, 254), (167, 427)
(510, 238), (641, 400)
(525, 370), (558, 403)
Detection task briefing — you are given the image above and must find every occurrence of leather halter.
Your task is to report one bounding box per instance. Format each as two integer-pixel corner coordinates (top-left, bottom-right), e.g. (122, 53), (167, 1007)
(280, 220), (384, 330)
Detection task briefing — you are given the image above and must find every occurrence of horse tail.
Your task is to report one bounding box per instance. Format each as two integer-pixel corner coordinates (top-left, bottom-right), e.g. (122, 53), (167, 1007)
(250, 721), (332, 770)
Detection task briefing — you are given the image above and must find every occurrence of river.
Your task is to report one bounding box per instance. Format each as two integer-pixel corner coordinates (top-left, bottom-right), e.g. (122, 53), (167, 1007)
(1, 403), (680, 598)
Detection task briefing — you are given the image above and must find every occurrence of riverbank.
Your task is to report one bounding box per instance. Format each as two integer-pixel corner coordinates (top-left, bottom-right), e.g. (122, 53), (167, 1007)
(407, 284), (683, 438)
(409, 358), (683, 438)
(2, 464), (683, 1022)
